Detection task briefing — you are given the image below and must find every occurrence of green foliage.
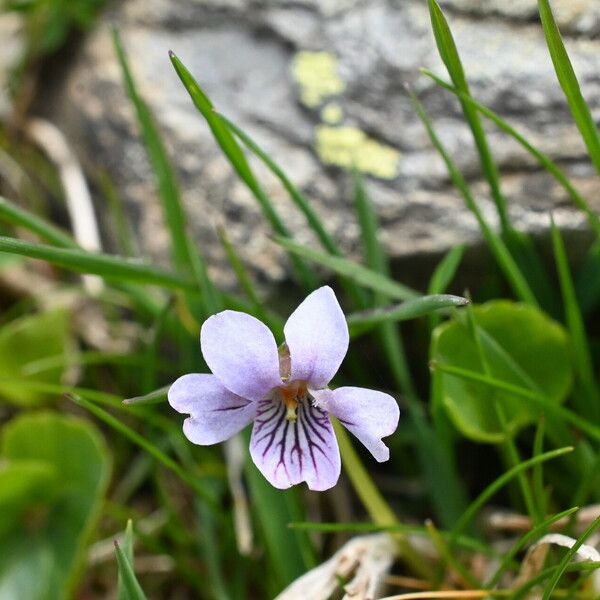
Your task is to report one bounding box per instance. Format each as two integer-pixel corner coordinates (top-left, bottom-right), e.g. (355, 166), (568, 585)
(432, 301), (573, 442)
(0, 308), (70, 406)
(0, 412), (110, 599)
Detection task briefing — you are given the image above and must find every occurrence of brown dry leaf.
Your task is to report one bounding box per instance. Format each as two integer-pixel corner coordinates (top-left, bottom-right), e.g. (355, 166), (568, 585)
(274, 533), (396, 600)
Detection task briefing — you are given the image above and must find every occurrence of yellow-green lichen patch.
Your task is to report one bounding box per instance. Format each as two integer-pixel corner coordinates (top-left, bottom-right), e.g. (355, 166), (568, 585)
(321, 102), (344, 124)
(315, 125), (400, 180)
(292, 51), (345, 107)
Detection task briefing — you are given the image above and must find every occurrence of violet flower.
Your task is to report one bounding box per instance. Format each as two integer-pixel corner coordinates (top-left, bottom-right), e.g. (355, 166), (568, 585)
(168, 286), (399, 491)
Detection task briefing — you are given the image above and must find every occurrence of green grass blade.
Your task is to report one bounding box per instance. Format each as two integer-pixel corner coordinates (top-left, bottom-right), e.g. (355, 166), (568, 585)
(0, 236), (196, 290)
(432, 361), (600, 443)
(216, 225), (268, 322)
(169, 51), (317, 290)
(69, 393), (215, 504)
(421, 71), (600, 238)
(117, 521), (136, 600)
(486, 506), (579, 588)
(542, 514), (600, 600)
(274, 235), (419, 300)
(113, 30), (193, 274)
(123, 386), (169, 406)
(551, 219), (600, 421)
(538, 0), (600, 175)
(114, 541), (148, 600)
(347, 294), (468, 336)
(428, 244), (466, 330)
(450, 446), (573, 541)
(0, 195), (77, 247)
(220, 115), (338, 256)
(427, 0), (510, 233)
(407, 88), (538, 306)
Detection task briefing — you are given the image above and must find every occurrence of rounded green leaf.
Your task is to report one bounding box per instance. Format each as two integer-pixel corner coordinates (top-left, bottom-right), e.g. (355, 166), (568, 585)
(0, 412), (110, 599)
(0, 309), (72, 406)
(431, 300), (573, 443)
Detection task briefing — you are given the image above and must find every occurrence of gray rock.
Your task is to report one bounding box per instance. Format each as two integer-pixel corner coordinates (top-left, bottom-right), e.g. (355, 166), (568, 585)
(43, 0), (600, 288)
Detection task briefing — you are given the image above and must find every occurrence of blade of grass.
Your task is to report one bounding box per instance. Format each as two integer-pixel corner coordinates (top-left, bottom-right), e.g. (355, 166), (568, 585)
(450, 446), (573, 542)
(113, 30), (193, 273)
(532, 419), (548, 521)
(407, 87), (538, 306)
(421, 71), (600, 238)
(0, 195), (77, 247)
(114, 31), (220, 315)
(541, 514), (600, 600)
(538, 0), (600, 175)
(462, 303), (540, 524)
(347, 294), (469, 337)
(216, 225), (268, 323)
(551, 219), (600, 422)
(117, 521), (136, 600)
(332, 420), (431, 579)
(169, 51), (317, 290)
(353, 173), (469, 529)
(0, 235), (197, 290)
(427, 0), (510, 234)
(486, 506), (579, 589)
(274, 235), (419, 300)
(431, 362), (600, 443)
(428, 245), (466, 296)
(114, 541), (148, 600)
(222, 114), (368, 307)
(69, 393), (215, 504)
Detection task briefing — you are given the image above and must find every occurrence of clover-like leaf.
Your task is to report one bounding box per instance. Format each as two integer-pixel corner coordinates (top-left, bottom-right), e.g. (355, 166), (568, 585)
(0, 412), (110, 599)
(431, 300), (573, 443)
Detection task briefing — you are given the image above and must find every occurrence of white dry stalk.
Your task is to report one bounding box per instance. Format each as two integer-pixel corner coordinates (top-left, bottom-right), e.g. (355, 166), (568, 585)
(514, 533), (600, 594)
(25, 117), (103, 295)
(275, 533), (397, 600)
(223, 434), (253, 555)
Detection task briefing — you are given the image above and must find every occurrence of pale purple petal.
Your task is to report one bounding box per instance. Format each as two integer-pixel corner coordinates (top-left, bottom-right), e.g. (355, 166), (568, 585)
(249, 397), (341, 491)
(313, 387), (399, 462)
(169, 374), (257, 445)
(201, 310), (282, 401)
(284, 286), (349, 388)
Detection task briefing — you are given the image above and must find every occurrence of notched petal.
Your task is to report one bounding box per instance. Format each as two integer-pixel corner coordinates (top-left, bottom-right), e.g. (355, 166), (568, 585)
(313, 387), (399, 462)
(169, 373), (257, 445)
(284, 286), (349, 389)
(250, 398), (341, 491)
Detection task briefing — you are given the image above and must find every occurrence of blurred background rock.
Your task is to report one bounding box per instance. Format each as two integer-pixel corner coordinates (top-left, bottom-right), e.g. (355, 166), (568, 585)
(2, 0), (600, 288)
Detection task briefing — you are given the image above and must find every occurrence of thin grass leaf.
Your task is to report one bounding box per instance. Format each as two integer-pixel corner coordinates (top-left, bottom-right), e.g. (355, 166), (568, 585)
(123, 386), (169, 406)
(513, 562), (600, 600)
(449, 446), (573, 543)
(289, 522), (502, 559)
(113, 30), (194, 273)
(216, 225), (267, 323)
(428, 244), (466, 331)
(332, 420), (432, 579)
(532, 419), (548, 521)
(69, 393), (215, 505)
(551, 219), (600, 421)
(274, 235), (419, 300)
(542, 514), (600, 600)
(0, 236), (196, 290)
(538, 0), (600, 175)
(169, 51), (317, 290)
(117, 521), (136, 600)
(421, 71), (600, 238)
(0, 195), (76, 247)
(427, 0), (510, 233)
(114, 541), (148, 600)
(220, 115), (338, 257)
(486, 506), (579, 589)
(432, 362), (600, 443)
(407, 88), (538, 306)
(425, 519), (479, 588)
(347, 294), (468, 337)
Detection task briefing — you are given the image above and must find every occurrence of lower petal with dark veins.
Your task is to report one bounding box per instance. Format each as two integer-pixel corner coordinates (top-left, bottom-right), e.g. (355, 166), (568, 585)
(249, 397), (341, 491)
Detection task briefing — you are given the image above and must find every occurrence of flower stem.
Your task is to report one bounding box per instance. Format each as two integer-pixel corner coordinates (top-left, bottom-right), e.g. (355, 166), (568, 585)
(333, 419), (433, 579)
